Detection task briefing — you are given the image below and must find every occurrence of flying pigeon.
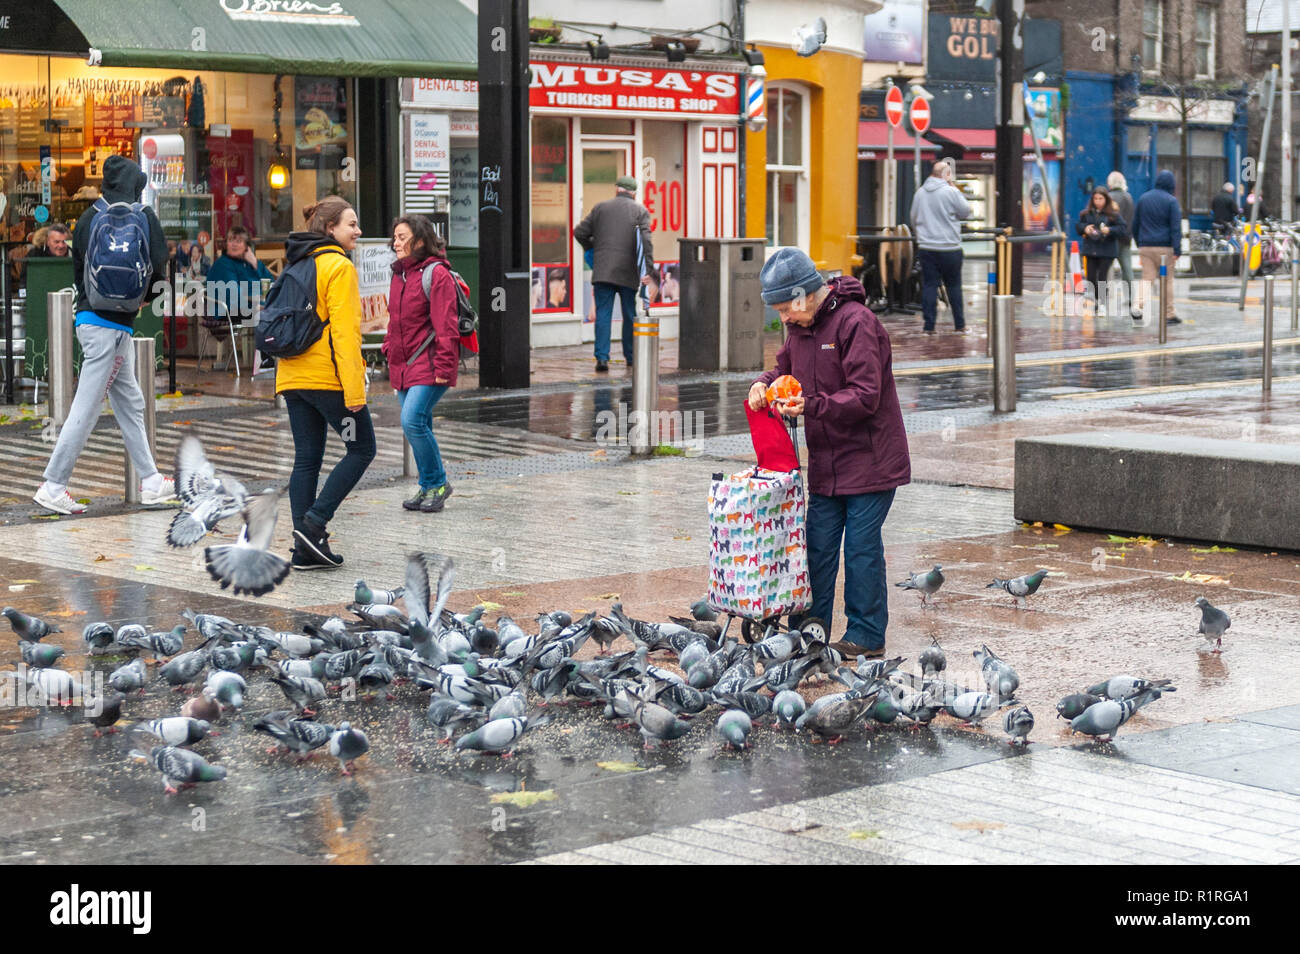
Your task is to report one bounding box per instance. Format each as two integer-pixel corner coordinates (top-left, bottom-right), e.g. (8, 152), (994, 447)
(1194, 597), (1231, 653)
(896, 564), (944, 604)
(253, 710), (334, 758)
(134, 717), (211, 747)
(974, 645), (1020, 701)
(986, 569), (1049, 608)
(1002, 705), (1034, 746)
(1086, 675), (1176, 701)
(403, 551), (454, 644)
(329, 722), (370, 775)
(204, 489), (291, 598)
(454, 712), (551, 756)
(3, 607), (61, 641)
(792, 16), (827, 57)
(130, 745), (226, 794)
(167, 430), (250, 547)
(717, 708), (753, 749)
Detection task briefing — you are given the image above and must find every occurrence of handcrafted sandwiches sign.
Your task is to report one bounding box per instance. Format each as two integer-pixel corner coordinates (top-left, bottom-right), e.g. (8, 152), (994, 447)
(220, 0), (359, 26)
(530, 62), (740, 117)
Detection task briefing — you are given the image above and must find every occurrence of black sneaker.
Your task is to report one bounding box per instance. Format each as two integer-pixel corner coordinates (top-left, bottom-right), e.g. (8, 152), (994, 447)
(419, 481), (453, 513)
(293, 523), (343, 568)
(292, 547), (339, 571)
(1166, 315), (1182, 324)
(595, 361), (609, 373)
(402, 487), (427, 511)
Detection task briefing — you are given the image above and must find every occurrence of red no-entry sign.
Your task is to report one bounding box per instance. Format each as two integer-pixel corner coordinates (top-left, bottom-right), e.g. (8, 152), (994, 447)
(885, 86), (904, 128)
(910, 96), (930, 135)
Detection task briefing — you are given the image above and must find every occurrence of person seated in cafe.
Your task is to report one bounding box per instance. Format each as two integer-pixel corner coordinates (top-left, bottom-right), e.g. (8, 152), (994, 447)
(207, 225), (272, 319)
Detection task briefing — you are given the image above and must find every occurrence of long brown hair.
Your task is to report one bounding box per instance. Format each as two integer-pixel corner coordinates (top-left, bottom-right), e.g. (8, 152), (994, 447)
(302, 196), (354, 235)
(1087, 186), (1119, 219)
(390, 214), (446, 260)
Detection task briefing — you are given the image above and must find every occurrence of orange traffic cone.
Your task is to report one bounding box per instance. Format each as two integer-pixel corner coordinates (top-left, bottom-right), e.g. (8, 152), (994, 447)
(1069, 241), (1084, 294)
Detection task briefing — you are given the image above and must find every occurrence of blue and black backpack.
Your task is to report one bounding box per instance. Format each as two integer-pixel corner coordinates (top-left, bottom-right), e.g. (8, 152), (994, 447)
(254, 248), (346, 358)
(84, 198), (152, 313)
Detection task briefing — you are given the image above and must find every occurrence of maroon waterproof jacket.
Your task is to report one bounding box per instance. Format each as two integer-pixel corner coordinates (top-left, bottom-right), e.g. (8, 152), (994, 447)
(757, 276), (911, 497)
(382, 253), (460, 390)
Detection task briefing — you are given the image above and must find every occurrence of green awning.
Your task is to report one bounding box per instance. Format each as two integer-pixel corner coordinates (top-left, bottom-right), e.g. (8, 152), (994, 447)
(49, 0), (477, 78)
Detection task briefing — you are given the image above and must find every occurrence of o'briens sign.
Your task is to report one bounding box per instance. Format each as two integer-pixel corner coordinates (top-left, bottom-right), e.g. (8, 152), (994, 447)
(220, 0), (359, 26)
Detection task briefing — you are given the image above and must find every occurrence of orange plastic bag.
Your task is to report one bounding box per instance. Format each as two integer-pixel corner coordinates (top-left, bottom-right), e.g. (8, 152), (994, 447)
(765, 374), (802, 406)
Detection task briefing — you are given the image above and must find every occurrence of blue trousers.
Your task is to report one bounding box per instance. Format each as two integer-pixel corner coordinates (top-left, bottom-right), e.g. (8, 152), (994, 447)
(804, 489), (895, 649)
(593, 282), (636, 363)
(918, 247), (965, 331)
(397, 384), (449, 490)
(283, 389), (377, 535)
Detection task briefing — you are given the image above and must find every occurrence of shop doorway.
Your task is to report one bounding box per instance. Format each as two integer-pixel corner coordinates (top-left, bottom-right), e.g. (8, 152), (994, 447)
(579, 142), (633, 328)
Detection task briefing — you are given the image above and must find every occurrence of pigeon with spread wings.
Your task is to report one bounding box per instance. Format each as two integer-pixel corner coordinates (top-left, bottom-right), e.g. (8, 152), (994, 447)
(204, 490), (291, 597)
(168, 430), (250, 548)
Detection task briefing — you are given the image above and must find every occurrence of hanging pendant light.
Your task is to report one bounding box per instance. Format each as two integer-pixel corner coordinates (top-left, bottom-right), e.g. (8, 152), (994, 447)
(268, 74), (290, 192)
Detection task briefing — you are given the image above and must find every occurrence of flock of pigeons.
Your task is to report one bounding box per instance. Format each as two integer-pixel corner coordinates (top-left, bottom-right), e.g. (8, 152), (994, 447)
(0, 547), (1235, 794)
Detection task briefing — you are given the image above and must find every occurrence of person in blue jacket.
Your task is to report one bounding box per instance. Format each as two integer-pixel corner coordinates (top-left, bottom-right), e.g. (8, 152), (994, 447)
(206, 225), (273, 320)
(1131, 169), (1182, 325)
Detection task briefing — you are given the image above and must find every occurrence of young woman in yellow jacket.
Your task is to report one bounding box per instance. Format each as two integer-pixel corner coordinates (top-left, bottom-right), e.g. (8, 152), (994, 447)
(276, 197), (376, 570)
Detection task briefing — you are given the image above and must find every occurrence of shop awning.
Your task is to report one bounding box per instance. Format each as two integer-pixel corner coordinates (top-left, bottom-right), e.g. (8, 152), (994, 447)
(857, 121), (938, 159)
(924, 128), (1063, 158)
(49, 0), (477, 78)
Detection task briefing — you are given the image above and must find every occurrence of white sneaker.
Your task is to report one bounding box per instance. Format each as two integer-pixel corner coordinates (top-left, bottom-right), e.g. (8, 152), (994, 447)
(140, 476), (178, 506)
(33, 484), (87, 515)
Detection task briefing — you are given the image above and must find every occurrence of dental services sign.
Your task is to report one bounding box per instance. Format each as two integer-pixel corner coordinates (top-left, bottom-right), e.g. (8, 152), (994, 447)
(529, 61), (741, 118)
(220, 0), (360, 26)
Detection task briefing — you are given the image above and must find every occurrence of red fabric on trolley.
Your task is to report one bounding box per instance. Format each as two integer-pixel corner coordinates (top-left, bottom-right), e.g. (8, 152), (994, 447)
(744, 401), (800, 473)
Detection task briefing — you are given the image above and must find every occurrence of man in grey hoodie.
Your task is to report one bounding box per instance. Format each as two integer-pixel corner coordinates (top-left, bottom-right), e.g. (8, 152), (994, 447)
(909, 159), (971, 332)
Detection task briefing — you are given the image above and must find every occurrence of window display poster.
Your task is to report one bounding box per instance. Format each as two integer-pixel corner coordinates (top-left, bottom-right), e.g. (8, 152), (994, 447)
(207, 129), (256, 239)
(295, 76), (348, 170)
(1026, 88), (1062, 150)
(1023, 159), (1060, 233)
(449, 146), (479, 248)
(356, 238), (397, 334)
(407, 112), (450, 173)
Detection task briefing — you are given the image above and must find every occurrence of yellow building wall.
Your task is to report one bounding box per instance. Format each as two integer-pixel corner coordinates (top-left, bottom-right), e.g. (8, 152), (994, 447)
(745, 45), (861, 274)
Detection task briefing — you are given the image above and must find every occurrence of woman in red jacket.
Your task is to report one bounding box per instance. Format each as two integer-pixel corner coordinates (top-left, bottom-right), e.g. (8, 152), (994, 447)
(382, 215), (460, 512)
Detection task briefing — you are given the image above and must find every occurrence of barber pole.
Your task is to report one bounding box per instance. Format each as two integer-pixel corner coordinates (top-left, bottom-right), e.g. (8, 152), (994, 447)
(746, 66), (766, 132)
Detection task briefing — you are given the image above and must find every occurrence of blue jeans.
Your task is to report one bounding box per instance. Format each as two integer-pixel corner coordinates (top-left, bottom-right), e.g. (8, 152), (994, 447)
(804, 489), (895, 649)
(283, 389), (377, 535)
(593, 282), (636, 363)
(397, 384), (449, 490)
(918, 248), (965, 330)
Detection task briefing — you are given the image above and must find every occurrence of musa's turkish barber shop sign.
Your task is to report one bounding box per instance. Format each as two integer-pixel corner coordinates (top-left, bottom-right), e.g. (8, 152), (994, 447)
(529, 62), (741, 118)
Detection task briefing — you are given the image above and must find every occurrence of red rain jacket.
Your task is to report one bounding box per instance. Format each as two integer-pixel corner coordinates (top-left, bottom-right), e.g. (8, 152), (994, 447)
(382, 253), (460, 390)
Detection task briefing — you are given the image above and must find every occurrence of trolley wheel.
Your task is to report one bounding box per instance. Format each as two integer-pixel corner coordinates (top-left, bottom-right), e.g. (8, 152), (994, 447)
(741, 617), (779, 644)
(799, 617), (828, 643)
(740, 619), (757, 644)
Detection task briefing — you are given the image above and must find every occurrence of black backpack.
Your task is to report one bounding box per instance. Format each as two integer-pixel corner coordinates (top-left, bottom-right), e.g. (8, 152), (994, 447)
(255, 248), (346, 358)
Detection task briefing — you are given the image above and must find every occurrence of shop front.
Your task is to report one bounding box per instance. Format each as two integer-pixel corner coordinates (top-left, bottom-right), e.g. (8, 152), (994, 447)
(525, 54), (744, 347)
(1, 0), (474, 385)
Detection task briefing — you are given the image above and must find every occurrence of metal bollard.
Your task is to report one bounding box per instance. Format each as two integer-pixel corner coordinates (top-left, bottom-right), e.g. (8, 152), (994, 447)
(402, 435), (417, 477)
(985, 267), (996, 357)
(1291, 256), (1298, 333)
(1157, 255), (1167, 344)
(992, 295), (1016, 413)
(629, 309), (661, 455)
(1263, 275), (1275, 393)
(124, 337), (157, 504)
(48, 290), (75, 426)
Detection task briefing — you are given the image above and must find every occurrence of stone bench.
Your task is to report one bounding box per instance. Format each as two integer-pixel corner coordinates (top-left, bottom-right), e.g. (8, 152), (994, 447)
(1014, 431), (1300, 551)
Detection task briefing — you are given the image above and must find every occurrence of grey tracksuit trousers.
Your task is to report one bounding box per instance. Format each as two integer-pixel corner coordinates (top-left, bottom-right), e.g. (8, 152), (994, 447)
(43, 324), (159, 486)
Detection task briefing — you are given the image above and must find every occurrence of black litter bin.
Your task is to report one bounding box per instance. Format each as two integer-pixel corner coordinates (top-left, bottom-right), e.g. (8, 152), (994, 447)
(677, 237), (766, 371)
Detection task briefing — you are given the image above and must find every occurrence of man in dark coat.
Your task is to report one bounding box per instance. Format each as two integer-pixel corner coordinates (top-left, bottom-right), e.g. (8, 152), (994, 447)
(749, 248), (911, 659)
(1131, 169), (1183, 325)
(1211, 182), (1240, 228)
(573, 175), (654, 372)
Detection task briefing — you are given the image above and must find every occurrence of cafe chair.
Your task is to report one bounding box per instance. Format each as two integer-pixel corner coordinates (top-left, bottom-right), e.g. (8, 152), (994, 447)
(192, 292), (242, 377)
